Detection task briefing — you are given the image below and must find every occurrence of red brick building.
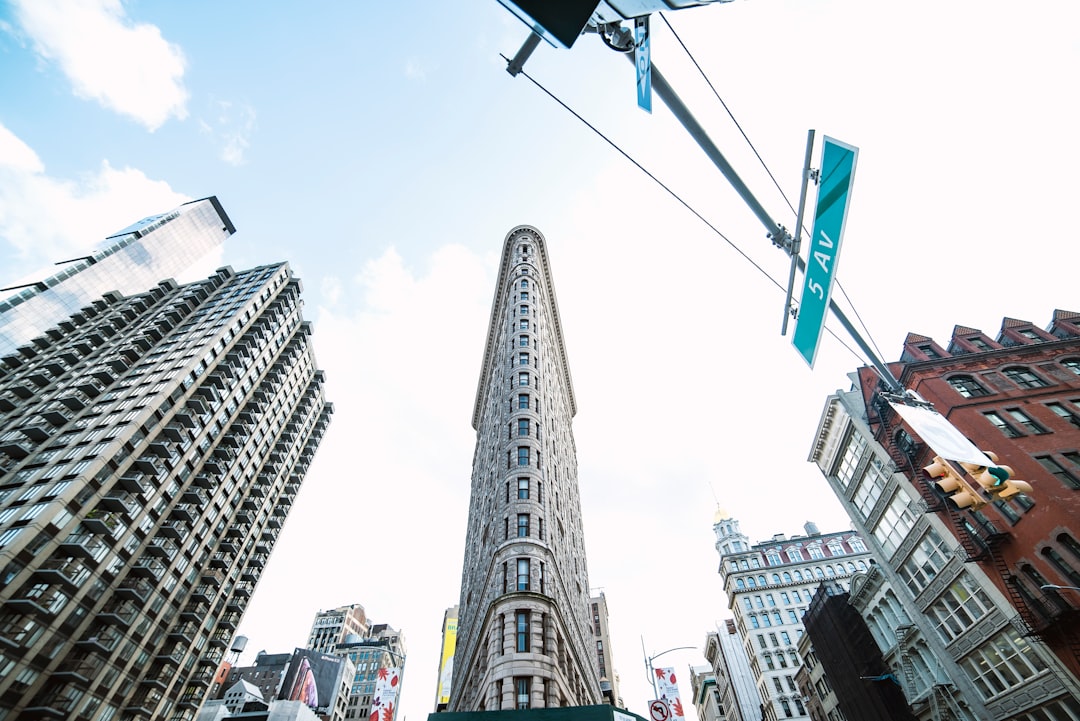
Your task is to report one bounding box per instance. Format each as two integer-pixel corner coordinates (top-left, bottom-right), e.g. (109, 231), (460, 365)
(856, 310), (1080, 679)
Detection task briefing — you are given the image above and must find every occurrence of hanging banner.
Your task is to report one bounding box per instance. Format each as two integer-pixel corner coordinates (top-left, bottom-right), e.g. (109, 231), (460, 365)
(635, 16), (652, 113)
(370, 667), (402, 721)
(887, 401), (995, 467)
(654, 667), (685, 721)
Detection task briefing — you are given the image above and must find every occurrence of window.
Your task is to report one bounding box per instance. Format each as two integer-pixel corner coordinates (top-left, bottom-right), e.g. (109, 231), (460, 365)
(517, 558), (530, 590)
(517, 514), (529, 538)
(835, 430), (867, 488)
(520, 292), (529, 301)
(849, 537), (867, 553)
(1061, 358), (1080, 375)
(515, 677), (530, 709)
(517, 447), (529, 466)
(1047, 402), (1080, 428)
(1003, 367), (1049, 389)
(808, 546), (825, 560)
(1042, 546), (1080, 588)
(1035, 456), (1080, 489)
(787, 610), (798, 623)
(517, 478), (529, 499)
(518, 394), (529, 410)
(852, 458), (888, 519)
(516, 611), (530, 651)
(519, 353), (529, 366)
(898, 526), (950, 595)
(918, 344), (941, 358)
(519, 335), (528, 347)
(873, 489), (917, 555)
(928, 573), (995, 641)
(959, 628), (1046, 700)
(519, 372), (529, 387)
(518, 419), (529, 436)
(1007, 408), (1047, 434)
(519, 305), (529, 316)
(947, 375), (990, 398)
(766, 552), (782, 565)
(786, 550), (802, 563)
(985, 411), (1023, 438)
(520, 279), (529, 290)
(520, 319), (529, 330)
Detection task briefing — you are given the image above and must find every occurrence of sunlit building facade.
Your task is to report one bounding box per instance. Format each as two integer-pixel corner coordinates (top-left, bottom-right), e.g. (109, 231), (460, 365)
(0, 261), (332, 719)
(808, 311), (1080, 720)
(714, 514), (873, 721)
(449, 226), (601, 712)
(0, 197), (234, 358)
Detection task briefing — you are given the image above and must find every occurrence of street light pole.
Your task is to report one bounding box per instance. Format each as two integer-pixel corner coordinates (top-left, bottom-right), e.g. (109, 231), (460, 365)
(1041, 584), (1080, 592)
(641, 638), (697, 699)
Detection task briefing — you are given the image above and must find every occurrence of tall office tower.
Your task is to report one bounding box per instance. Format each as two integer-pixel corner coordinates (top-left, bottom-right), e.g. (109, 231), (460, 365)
(589, 593), (621, 707)
(713, 513), (874, 721)
(0, 261), (333, 720)
(702, 620), (759, 721)
(807, 311), (1080, 720)
(0, 196), (234, 357)
(334, 623), (406, 721)
(449, 226), (601, 712)
(308, 604), (371, 655)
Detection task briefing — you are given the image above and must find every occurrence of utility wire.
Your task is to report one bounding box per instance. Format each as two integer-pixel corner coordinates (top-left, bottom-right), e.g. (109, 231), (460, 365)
(501, 54), (868, 368)
(657, 12), (889, 368)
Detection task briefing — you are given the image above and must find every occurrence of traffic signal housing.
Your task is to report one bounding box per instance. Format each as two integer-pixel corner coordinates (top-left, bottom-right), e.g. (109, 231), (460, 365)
(969, 453), (1034, 501)
(923, 456), (986, 511)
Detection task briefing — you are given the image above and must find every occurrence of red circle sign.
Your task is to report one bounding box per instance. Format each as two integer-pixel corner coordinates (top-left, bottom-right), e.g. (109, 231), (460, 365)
(650, 700), (670, 721)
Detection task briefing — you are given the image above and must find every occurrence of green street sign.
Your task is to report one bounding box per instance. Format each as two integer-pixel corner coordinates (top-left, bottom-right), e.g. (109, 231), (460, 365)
(793, 136), (858, 368)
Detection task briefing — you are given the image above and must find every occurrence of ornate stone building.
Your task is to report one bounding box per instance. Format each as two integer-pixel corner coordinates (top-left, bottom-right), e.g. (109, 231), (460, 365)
(448, 226), (601, 712)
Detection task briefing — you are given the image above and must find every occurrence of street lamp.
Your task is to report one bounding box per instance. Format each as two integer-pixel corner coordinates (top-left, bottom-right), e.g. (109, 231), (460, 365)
(641, 638), (697, 699)
(1041, 584), (1080, 593)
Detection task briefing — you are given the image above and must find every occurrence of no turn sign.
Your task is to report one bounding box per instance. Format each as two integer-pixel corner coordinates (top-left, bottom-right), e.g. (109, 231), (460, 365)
(649, 700), (670, 721)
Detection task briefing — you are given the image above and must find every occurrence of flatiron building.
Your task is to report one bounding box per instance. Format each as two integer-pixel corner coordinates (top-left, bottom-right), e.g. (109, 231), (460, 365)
(449, 226), (601, 712)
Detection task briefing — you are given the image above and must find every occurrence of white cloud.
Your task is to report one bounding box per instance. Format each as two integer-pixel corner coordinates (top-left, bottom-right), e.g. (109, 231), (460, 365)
(12, 0), (188, 131)
(0, 122), (191, 287)
(198, 99), (257, 166)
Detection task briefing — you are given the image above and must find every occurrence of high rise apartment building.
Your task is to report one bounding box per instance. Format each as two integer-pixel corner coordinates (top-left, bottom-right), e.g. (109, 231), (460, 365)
(449, 226), (601, 712)
(807, 310), (1080, 720)
(713, 514), (873, 721)
(0, 259), (332, 719)
(0, 197), (234, 358)
(308, 604), (371, 655)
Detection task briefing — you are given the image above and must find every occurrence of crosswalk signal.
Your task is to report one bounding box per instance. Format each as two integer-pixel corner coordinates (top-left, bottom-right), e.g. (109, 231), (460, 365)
(969, 452), (1034, 501)
(923, 456), (986, 510)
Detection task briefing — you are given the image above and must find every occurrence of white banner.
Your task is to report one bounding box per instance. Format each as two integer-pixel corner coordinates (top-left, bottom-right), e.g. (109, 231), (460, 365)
(888, 402), (994, 467)
(654, 668), (685, 721)
(370, 667), (401, 721)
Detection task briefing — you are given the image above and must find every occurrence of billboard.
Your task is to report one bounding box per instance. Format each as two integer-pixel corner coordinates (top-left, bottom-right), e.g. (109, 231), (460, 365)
(436, 613), (457, 706)
(278, 648), (345, 715)
(654, 667), (686, 721)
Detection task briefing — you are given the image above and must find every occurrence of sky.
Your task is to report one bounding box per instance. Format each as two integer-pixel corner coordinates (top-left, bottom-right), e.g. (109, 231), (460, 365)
(1, 0), (1078, 719)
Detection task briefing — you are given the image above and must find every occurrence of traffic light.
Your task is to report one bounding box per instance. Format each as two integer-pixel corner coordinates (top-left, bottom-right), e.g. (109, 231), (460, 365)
(969, 452), (1034, 501)
(923, 456), (986, 510)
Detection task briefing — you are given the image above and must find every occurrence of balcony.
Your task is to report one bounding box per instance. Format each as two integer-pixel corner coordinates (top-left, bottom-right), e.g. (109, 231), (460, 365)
(180, 600), (210, 622)
(118, 473), (149, 496)
(191, 585), (217, 603)
(59, 532), (109, 561)
(130, 559), (167, 579)
(219, 612), (241, 630)
(170, 505), (198, 524)
(233, 582), (254, 599)
(53, 656), (103, 684)
(191, 473), (214, 489)
(89, 366), (116, 385)
(33, 557), (90, 590)
(99, 601), (138, 626)
(181, 488), (208, 506)
(159, 520), (188, 539)
(83, 510), (121, 535)
(99, 492), (138, 516)
(210, 553), (231, 569)
(116, 579), (153, 603)
(75, 377), (105, 397)
(133, 456), (162, 476)
(146, 538), (178, 559)
(57, 389), (90, 410)
(173, 410), (198, 428)
(148, 441), (173, 459)
(0, 437), (33, 459)
(75, 628), (123, 653)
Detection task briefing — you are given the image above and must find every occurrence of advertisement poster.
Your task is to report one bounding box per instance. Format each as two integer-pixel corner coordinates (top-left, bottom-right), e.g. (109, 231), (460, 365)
(278, 648), (344, 714)
(370, 667), (402, 721)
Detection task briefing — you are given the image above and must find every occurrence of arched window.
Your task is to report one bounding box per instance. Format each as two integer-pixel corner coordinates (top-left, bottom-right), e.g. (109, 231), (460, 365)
(782, 572), (792, 583)
(793, 571), (803, 581)
(857, 560), (867, 571)
(1062, 358), (1080, 376)
(758, 575), (767, 586)
(847, 562), (857, 573)
(746, 577), (756, 588)
(814, 567), (825, 579)
(946, 374), (990, 398)
(1003, 366), (1049, 389)
(1042, 546), (1080, 587)
(1058, 533), (1080, 562)
(825, 566), (835, 577)
(772, 574), (781, 584)
(735, 579), (745, 589)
